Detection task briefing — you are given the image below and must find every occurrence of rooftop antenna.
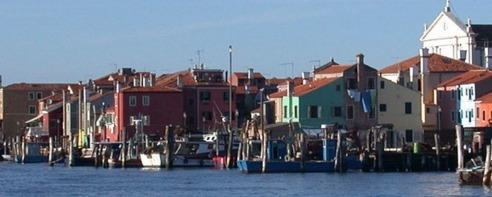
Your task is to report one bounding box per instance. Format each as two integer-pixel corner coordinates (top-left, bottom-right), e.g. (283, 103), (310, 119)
(196, 50), (204, 65)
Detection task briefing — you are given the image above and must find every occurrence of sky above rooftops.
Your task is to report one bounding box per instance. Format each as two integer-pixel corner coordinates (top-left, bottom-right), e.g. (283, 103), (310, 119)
(0, 0), (490, 86)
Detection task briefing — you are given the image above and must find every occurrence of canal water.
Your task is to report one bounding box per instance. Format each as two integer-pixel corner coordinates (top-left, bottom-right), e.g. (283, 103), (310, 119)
(0, 162), (489, 197)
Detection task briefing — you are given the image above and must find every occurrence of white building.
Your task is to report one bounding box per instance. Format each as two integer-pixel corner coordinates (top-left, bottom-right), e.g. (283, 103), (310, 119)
(420, 0), (492, 68)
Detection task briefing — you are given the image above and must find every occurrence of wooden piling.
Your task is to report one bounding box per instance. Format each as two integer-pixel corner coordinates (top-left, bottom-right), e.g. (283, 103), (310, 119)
(434, 134), (440, 171)
(68, 130), (74, 166)
(121, 128), (127, 168)
(483, 145), (491, 186)
(226, 126), (234, 168)
(335, 132), (343, 172)
(456, 125), (464, 181)
(21, 137), (25, 164)
(48, 137), (54, 166)
(165, 125), (175, 169)
(261, 129), (268, 173)
(299, 132), (305, 172)
(377, 133), (385, 172)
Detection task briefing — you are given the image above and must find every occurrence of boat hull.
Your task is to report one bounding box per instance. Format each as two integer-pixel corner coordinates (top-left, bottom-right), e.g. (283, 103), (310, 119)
(237, 160), (335, 173)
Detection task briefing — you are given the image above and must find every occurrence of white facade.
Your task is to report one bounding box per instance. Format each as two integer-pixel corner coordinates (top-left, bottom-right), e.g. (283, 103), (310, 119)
(420, 1), (489, 67)
(457, 83), (477, 128)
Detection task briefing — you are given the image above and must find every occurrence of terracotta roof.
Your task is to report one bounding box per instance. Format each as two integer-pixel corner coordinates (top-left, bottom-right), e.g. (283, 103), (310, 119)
(156, 70), (230, 87)
(121, 85), (182, 93)
(380, 53), (482, 74)
(87, 91), (114, 102)
(313, 58), (339, 73)
(437, 69), (492, 87)
(93, 72), (153, 87)
(477, 91), (492, 103)
(269, 77), (339, 98)
(315, 65), (352, 75)
(3, 83), (74, 91)
(233, 72), (265, 79)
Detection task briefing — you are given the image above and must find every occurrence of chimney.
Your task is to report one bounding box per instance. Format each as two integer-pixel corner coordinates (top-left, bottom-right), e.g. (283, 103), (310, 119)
(150, 73), (156, 87)
(133, 76), (139, 87)
(420, 48), (429, 75)
(116, 83), (121, 93)
(140, 73), (144, 87)
(459, 50), (467, 61)
(142, 76), (148, 87)
(287, 80), (294, 97)
(409, 66), (416, 82)
(177, 75), (183, 88)
(248, 68), (254, 80)
(356, 54), (365, 88)
(301, 72), (310, 85)
(486, 47), (492, 69)
(200, 63), (204, 70)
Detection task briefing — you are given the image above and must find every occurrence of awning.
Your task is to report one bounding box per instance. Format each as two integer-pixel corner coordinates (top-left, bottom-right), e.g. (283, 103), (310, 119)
(26, 126), (49, 137)
(25, 114), (43, 124)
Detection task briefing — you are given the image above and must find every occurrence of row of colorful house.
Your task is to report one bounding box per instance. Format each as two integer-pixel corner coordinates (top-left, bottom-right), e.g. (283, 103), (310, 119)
(1, 1), (492, 149)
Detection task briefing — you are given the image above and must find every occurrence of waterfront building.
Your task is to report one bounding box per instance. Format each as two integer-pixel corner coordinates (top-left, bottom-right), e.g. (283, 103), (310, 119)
(420, 0), (492, 68)
(0, 83), (73, 138)
(380, 49), (481, 144)
(156, 66), (236, 133)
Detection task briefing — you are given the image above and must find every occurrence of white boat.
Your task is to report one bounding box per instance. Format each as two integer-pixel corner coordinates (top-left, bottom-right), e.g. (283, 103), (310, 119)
(140, 139), (224, 168)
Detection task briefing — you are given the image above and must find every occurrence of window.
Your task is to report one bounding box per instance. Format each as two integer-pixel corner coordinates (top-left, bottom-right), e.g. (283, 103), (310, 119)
(426, 107), (430, 114)
(200, 92), (211, 102)
(28, 105), (37, 115)
(368, 78), (375, 89)
(380, 81), (385, 89)
(283, 106), (287, 118)
(346, 78), (357, 89)
(347, 105), (354, 119)
(451, 110), (455, 122)
(36, 92), (43, 100)
(336, 85), (341, 91)
(405, 130), (413, 142)
(405, 102), (412, 114)
(28, 92), (35, 100)
(477, 107), (480, 119)
(202, 111), (212, 121)
(417, 79), (421, 91)
(142, 96), (150, 106)
(451, 90), (456, 99)
(294, 106), (298, 118)
(308, 106), (321, 118)
(129, 96), (137, 106)
(379, 104), (387, 112)
(483, 111), (486, 121)
(223, 92), (233, 101)
(333, 107), (342, 117)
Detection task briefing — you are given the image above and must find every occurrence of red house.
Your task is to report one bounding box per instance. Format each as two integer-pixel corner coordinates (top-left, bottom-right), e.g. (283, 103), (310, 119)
(156, 66), (236, 133)
(112, 84), (183, 142)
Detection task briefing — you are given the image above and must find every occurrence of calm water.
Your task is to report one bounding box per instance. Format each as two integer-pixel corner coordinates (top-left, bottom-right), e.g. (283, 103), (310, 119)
(0, 162), (489, 197)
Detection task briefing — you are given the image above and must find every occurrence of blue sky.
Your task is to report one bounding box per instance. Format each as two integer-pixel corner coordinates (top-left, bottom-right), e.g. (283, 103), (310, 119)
(1, 0), (490, 85)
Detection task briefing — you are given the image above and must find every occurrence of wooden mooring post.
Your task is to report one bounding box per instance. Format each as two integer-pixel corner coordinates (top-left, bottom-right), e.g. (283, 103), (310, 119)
(456, 125), (464, 179)
(434, 134), (440, 171)
(165, 125), (175, 169)
(226, 126), (234, 169)
(483, 144), (491, 186)
(121, 128), (127, 168)
(21, 137), (26, 164)
(48, 137), (54, 166)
